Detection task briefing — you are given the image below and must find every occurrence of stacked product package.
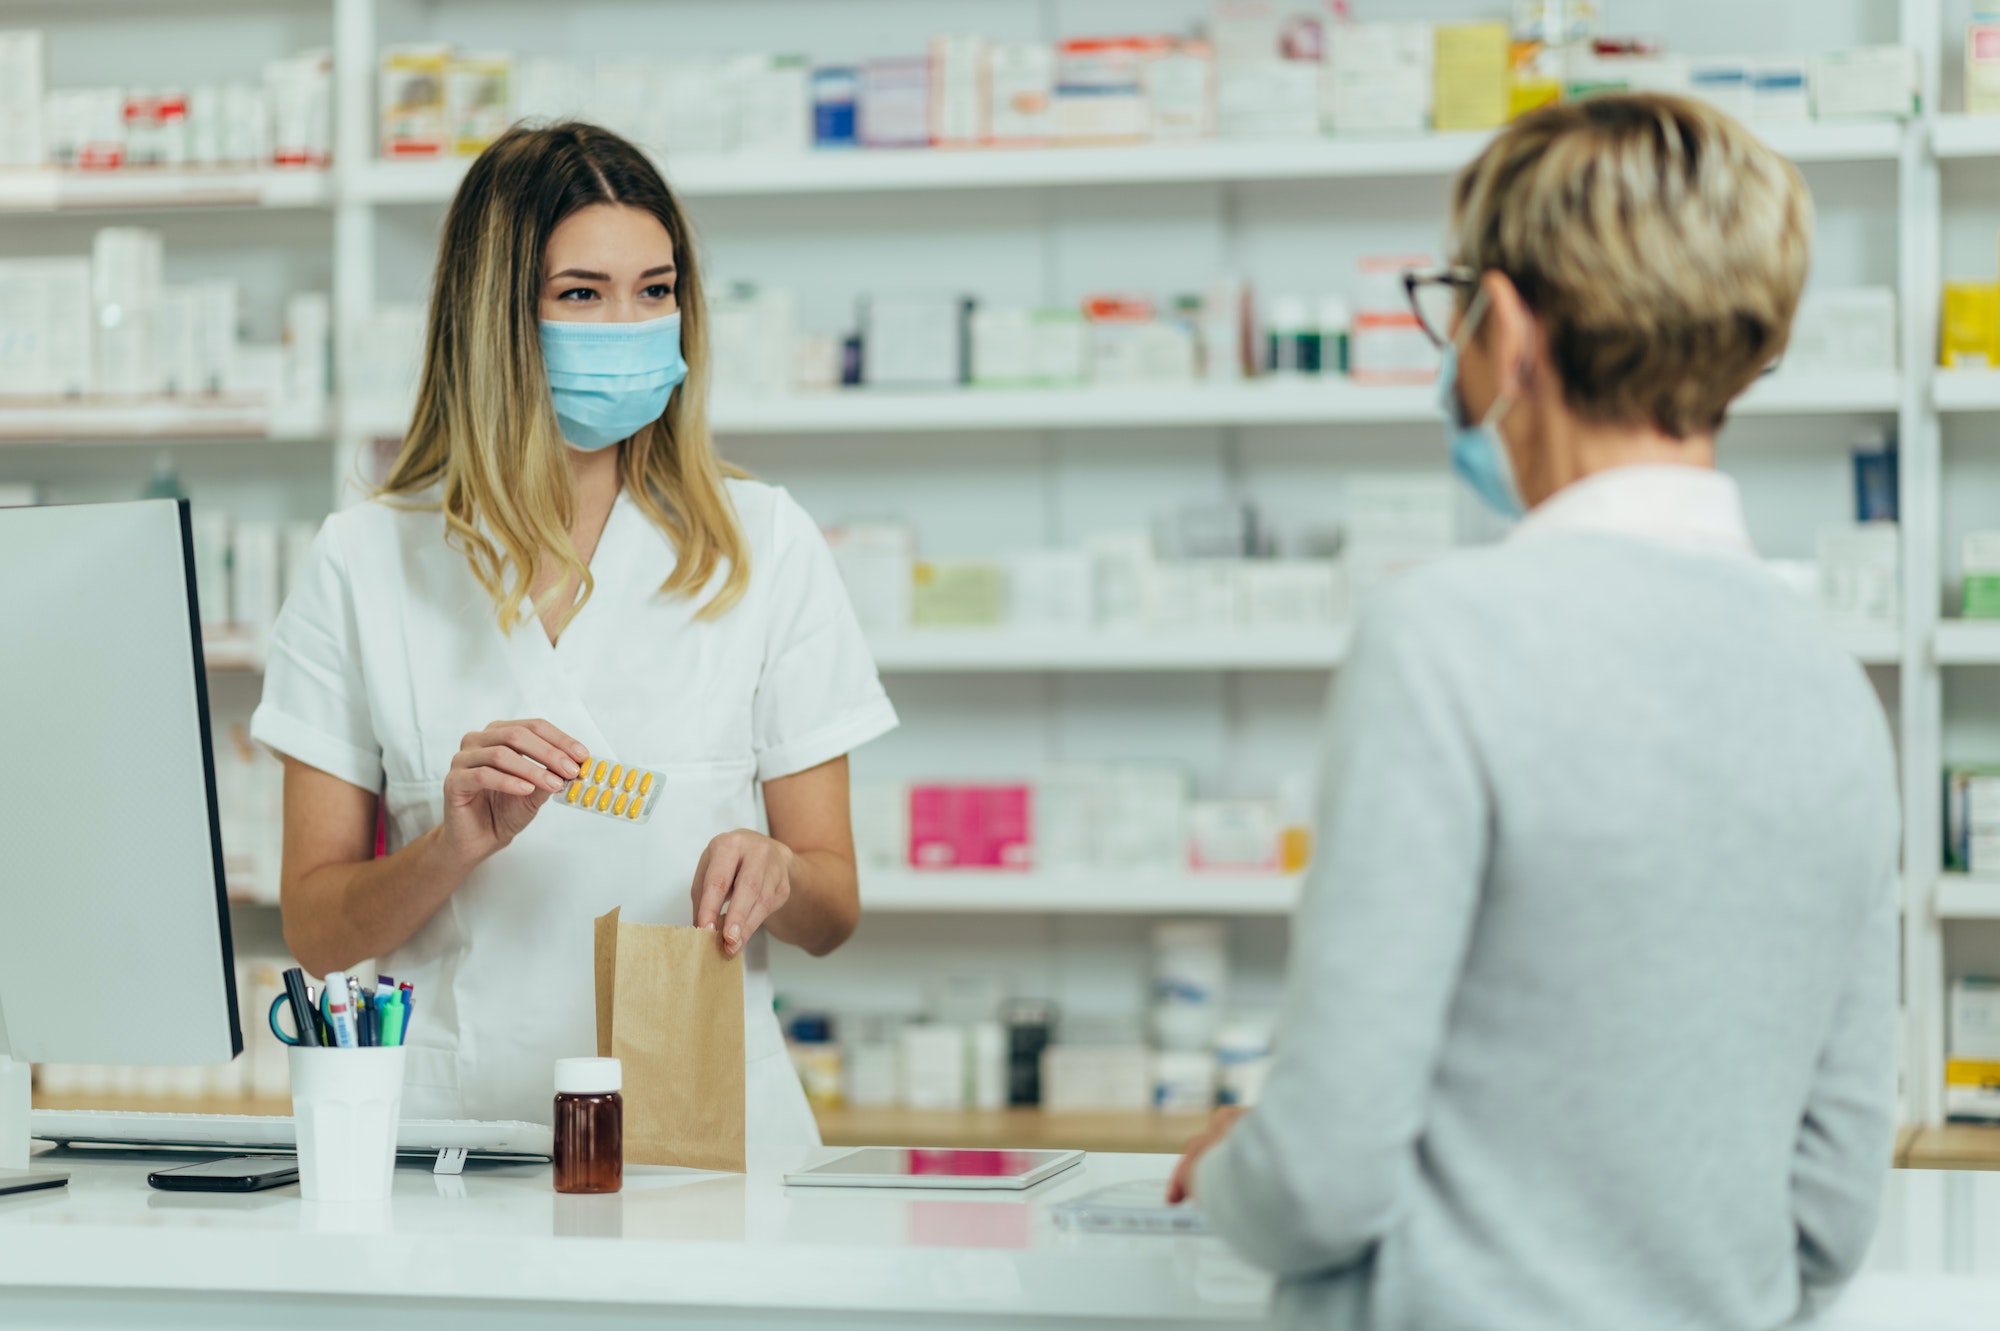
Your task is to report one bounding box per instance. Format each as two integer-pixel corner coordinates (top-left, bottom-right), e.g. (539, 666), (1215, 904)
(371, 3), (1917, 164)
(0, 31), (331, 170)
(781, 930), (1279, 1119)
(0, 225), (328, 414)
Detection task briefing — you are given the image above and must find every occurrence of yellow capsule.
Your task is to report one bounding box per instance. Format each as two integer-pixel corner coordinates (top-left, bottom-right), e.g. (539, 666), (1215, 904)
(612, 793), (628, 817)
(622, 767), (637, 793)
(565, 781), (583, 805)
(627, 798), (644, 821)
(591, 759), (608, 784)
(607, 764), (623, 789)
(596, 786), (615, 812)
(638, 771), (653, 797)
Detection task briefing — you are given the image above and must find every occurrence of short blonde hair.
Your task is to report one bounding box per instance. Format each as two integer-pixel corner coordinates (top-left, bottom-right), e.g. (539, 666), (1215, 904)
(382, 122), (750, 636)
(1448, 93), (1813, 439)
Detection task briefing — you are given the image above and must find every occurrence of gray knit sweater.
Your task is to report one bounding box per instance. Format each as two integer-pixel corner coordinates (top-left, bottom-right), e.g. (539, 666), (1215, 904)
(1196, 530), (1900, 1331)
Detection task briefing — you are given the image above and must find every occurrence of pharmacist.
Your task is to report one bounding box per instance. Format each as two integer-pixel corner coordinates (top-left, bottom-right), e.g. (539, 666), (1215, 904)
(1170, 96), (1901, 1329)
(249, 122), (897, 1169)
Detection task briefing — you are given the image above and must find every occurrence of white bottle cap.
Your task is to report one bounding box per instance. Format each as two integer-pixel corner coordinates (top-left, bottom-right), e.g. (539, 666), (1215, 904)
(1267, 295), (1309, 331)
(554, 1057), (622, 1095)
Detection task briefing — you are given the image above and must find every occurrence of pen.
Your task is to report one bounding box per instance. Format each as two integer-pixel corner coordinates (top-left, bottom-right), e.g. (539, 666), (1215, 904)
(281, 967), (321, 1048)
(322, 970), (358, 1048)
(379, 993), (405, 1048)
(399, 981), (415, 1032)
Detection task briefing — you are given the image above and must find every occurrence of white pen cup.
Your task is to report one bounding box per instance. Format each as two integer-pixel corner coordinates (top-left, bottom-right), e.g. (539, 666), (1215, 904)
(288, 1045), (406, 1203)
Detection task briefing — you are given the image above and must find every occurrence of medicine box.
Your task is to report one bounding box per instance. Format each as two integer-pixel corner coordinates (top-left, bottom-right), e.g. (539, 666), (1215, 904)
(1946, 1058), (2000, 1122)
(1811, 46), (1917, 121)
(1963, 532), (2000, 619)
(1953, 978), (2000, 1061)
(824, 521), (914, 632)
(1946, 767), (2000, 875)
(899, 1024), (967, 1110)
(0, 30), (44, 169)
(859, 58), (929, 148)
(909, 784), (1032, 869)
(1217, 59), (1319, 140)
(929, 35), (986, 147)
(1007, 549), (1094, 629)
(1687, 57), (1754, 121)
(911, 559), (1007, 628)
(1055, 37), (1155, 143)
(1321, 22), (1431, 135)
(445, 53), (511, 156)
(1788, 289), (1897, 372)
(1750, 59), (1812, 125)
(379, 46), (449, 158)
(513, 56), (582, 122)
(850, 778), (910, 869)
(1041, 1044), (1151, 1112)
(812, 66), (859, 146)
(735, 55), (810, 156)
(1972, 22), (2000, 116)
(859, 293), (970, 388)
(970, 308), (1039, 387)
(1942, 282), (2000, 369)
(1152, 1050), (1218, 1113)
(1145, 41), (1215, 140)
(0, 258), (93, 398)
(1189, 799), (1283, 870)
(1150, 562), (1241, 631)
(1817, 523), (1900, 626)
(1431, 22), (1509, 131)
(983, 42), (1055, 146)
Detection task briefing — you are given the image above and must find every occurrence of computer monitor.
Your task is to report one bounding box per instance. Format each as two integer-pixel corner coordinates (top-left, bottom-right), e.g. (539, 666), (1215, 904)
(0, 498), (241, 1184)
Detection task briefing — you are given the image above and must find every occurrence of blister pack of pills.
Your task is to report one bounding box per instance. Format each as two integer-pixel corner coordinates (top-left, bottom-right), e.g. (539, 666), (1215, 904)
(556, 754), (660, 825)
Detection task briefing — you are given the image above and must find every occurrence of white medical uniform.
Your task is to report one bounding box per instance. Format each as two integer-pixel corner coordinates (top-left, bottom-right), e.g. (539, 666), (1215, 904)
(249, 479), (897, 1169)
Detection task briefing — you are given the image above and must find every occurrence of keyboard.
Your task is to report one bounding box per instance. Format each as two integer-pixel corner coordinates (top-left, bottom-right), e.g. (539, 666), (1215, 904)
(31, 1109), (552, 1163)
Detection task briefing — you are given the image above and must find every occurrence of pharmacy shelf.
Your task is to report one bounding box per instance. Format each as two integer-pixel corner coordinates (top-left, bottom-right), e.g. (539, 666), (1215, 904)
(0, 399), (328, 444)
(1934, 369), (2000, 412)
(862, 868), (1301, 915)
(1833, 623), (1902, 666)
(1930, 114), (2000, 158)
(32, 1093), (290, 1118)
(869, 629), (1350, 673)
(815, 1106), (1208, 1155)
(1934, 621), (2000, 664)
(354, 123), (1900, 207)
(1938, 874), (2000, 918)
(0, 167), (333, 214)
(1904, 1125), (2000, 1170)
(346, 372), (1896, 442)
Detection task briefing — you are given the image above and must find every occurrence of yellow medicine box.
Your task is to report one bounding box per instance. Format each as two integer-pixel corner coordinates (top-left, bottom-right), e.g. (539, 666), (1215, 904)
(1942, 281), (2000, 369)
(558, 752), (661, 826)
(1433, 22), (1511, 131)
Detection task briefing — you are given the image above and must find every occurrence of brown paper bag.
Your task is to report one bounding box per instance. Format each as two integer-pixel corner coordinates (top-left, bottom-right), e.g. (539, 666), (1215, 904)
(593, 907), (746, 1172)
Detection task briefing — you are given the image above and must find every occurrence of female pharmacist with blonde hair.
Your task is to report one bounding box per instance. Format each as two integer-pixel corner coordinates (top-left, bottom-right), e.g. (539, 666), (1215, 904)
(1170, 94), (1900, 1328)
(250, 122), (896, 1167)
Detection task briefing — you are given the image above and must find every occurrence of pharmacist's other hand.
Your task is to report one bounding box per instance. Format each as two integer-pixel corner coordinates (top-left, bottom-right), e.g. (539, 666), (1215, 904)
(691, 829), (795, 958)
(439, 718), (587, 868)
(1167, 1106), (1248, 1205)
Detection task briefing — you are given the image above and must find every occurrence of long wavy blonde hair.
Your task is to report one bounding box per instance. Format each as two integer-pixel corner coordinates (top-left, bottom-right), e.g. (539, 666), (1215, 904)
(380, 121), (749, 635)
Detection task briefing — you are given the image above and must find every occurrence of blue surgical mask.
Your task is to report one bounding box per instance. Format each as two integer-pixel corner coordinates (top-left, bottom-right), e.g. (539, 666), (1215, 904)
(1437, 294), (1524, 521)
(539, 312), (688, 451)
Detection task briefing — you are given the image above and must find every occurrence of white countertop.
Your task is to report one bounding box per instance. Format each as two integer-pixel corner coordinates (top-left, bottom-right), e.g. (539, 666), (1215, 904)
(7, 1142), (2000, 1329)
(1, 1145), (1268, 1327)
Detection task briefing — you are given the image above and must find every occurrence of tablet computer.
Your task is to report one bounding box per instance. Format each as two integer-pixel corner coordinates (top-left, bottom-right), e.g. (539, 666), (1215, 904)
(784, 1147), (1084, 1190)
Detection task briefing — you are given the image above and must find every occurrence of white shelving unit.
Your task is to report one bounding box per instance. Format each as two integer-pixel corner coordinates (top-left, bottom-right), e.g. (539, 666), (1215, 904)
(1936, 873), (2000, 919)
(0, 400), (328, 444)
(0, 167), (333, 214)
(862, 869), (1300, 915)
(0, 0), (1969, 1121)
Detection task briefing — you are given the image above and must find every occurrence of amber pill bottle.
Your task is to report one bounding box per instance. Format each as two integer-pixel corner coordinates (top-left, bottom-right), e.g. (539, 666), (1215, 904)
(553, 1057), (623, 1194)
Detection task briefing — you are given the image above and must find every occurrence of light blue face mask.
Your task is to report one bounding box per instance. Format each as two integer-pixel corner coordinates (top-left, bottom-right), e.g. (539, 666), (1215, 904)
(1436, 290), (1525, 521)
(539, 312), (688, 452)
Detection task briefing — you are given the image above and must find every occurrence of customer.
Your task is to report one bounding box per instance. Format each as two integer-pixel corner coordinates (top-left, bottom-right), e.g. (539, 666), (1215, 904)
(1169, 94), (1899, 1331)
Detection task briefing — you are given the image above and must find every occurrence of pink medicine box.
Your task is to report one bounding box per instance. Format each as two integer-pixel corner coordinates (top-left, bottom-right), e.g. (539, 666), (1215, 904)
(909, 784), (1032, 869)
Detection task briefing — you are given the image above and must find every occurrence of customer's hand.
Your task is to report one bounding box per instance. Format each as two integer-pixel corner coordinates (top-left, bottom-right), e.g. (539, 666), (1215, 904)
(438, 718), (587, 868)
(691, 829), (795, 958)
(1168, 1106), (1249, 1205)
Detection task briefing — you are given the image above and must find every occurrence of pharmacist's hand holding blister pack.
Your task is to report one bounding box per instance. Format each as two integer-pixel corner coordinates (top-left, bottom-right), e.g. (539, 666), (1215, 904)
(437, 718), (593, 864)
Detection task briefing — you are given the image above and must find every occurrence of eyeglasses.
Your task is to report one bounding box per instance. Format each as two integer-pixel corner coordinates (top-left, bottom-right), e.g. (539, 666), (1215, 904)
(1402, 265), (1480, 348)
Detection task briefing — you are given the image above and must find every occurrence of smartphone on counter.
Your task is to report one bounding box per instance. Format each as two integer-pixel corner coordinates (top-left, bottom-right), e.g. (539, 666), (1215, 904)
(147, 1155), (300, 1193)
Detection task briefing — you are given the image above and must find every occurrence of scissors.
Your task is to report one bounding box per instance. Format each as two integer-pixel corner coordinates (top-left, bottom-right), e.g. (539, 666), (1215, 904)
(267, 988), (327, 1047)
